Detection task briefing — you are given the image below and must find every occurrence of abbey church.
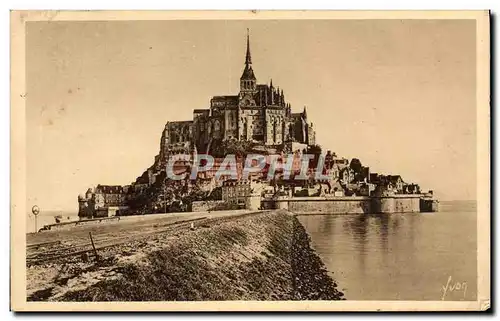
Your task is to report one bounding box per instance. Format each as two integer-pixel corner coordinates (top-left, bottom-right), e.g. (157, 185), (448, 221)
(161, 31), (316, 157)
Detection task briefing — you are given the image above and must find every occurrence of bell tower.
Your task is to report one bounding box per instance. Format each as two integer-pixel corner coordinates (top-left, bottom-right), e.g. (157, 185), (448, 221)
(240, 29), (257, 93)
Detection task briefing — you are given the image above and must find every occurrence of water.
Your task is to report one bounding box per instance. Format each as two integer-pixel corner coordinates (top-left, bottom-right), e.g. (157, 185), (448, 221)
(298, 201), (477, 301)
(26, 211), (79, 233)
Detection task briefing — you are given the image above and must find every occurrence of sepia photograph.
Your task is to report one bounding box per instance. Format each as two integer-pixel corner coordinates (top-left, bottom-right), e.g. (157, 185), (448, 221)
(10, 10), (490, 311)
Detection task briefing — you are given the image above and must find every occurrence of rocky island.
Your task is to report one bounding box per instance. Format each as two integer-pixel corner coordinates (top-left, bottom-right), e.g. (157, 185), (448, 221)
(29, 31), (438, 302)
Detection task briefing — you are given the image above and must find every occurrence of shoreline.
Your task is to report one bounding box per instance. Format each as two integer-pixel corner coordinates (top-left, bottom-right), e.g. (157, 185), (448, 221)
(27, 210), (344, 301)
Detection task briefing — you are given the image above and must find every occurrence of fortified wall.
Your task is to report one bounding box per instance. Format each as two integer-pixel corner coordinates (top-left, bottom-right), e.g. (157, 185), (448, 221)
(267, 194), (433, 214)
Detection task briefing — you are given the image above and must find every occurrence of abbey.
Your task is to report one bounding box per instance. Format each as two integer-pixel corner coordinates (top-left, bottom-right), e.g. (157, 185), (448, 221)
(78, 31), (320, 219)
(161, 31), (316, 157)
(75, 31), (438, 221)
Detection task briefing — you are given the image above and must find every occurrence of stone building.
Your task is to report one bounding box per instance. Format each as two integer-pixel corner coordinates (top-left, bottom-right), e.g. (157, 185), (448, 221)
(78, 185), (129, 219)
(77, 188), (97, 219)
(160, 31), (316, 160)
(221, 179), (252, 206)
(94, 185), (127, 206)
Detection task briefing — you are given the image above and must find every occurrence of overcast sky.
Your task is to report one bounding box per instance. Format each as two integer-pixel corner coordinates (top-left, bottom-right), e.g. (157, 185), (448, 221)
(26, 19), (477, 211)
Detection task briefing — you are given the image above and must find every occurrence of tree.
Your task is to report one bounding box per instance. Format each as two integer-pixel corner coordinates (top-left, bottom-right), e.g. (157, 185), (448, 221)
(349, 158), (363, 174)
(209, 139), (255, 157)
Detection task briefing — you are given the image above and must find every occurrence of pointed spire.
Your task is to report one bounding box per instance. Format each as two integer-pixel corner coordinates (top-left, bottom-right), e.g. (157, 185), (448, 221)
(245, 28), (252, 66)
(270, 83), (274, 105)
(240, 29), (256, 82)
(270, 79), (273, 88)
(303, 106), (308, 119)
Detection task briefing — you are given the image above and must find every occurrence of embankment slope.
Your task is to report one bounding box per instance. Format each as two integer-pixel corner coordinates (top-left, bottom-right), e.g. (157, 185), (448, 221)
(28, 210), (344, 301)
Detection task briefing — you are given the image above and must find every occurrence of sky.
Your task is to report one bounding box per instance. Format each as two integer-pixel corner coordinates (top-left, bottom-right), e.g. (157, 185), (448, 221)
(26, 19), (477, 211)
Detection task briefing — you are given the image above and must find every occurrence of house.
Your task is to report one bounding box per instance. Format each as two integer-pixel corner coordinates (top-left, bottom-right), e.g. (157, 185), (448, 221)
(94, 185), (127, 207)
(373, 183), (396, 197)
(387, 175), (404, 193)
(339, 167), (355, 185)
(221, 179), (252, 206)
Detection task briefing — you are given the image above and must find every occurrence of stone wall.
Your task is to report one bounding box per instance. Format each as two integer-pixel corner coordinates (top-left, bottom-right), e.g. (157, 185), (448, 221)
(372, 195), (421, 213)
(274, 195), (424, 214)
(280, 197), (371, 214)
(41, 217), (120, 231)
(394, 196), (420, 213)
(372, 197), (394, 213)
(420, 198), (440, 212)
(191, 200), (226, 212)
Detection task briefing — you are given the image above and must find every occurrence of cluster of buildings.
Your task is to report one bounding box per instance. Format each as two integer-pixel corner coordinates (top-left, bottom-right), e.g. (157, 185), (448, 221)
(79, 31), (318, 218)
(77, 31), (432, 218)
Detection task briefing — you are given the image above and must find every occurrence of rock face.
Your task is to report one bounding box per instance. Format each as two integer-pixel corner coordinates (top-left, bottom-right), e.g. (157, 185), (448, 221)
(32, 211), (344, 302)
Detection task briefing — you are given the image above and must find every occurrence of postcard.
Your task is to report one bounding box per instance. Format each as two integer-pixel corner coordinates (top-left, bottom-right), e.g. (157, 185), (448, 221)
(10, 10), (490, 311)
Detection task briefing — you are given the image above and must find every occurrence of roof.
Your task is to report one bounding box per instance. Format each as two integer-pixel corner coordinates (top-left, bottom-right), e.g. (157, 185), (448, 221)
(211, 95), (239, 104)
(223, 179), (250, 186)
(388, 175), (403, 183)
(166, 120), (193, 128)
(95, 185), (124, 194)
(240, 65), (256, 80)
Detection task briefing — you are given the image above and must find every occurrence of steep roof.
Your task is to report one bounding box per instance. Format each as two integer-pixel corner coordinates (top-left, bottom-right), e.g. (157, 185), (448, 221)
(241, 65), (256, 80)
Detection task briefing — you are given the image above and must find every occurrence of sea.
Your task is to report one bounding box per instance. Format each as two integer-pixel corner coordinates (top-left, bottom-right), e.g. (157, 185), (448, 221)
(298, 200), (477, 301)
(26, 201), (478, 301)
(26, 210), (79, 233)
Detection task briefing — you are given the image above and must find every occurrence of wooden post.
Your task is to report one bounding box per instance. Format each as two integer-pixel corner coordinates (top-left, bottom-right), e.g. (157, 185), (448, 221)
(88, 232), (99, 261)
